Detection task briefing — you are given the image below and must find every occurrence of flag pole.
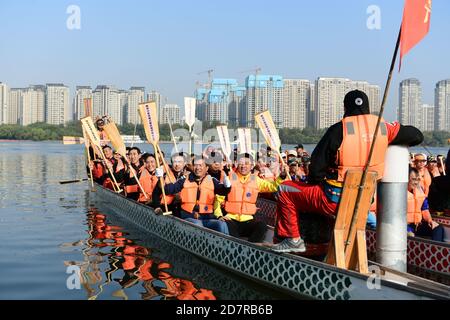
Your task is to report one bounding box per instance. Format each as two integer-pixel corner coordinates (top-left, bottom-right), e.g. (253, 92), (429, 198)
(344, 27), (402, 251)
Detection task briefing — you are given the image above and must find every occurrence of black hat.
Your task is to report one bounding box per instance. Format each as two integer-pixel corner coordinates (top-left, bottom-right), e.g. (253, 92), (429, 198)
(344, 90), (370, 115)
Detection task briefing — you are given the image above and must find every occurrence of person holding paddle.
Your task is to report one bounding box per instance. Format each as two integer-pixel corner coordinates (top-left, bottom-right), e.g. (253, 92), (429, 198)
(272, 90), (424, 253)
(124, 147), (143, 201)
(90, 145), (125, 190)
(156, 155), (231, 235)
(214, 153), (289, 243)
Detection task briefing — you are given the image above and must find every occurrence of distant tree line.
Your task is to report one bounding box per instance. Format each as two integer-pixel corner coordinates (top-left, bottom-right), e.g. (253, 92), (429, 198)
(0, 122), (449, 147)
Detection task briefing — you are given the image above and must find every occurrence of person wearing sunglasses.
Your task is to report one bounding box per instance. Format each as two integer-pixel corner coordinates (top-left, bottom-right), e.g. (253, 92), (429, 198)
(413, 153), (431, 195)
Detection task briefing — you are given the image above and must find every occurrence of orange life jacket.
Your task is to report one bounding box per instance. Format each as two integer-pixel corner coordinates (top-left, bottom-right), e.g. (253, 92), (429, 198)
(407, 188), (426, 225)
(138, 168), (157, 203)
(224, 173), (259, 215)
(180, 175), (215, 214)
(337, 114), (388, 182)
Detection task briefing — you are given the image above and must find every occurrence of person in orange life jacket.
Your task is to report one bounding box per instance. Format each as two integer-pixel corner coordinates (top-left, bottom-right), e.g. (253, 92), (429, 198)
(156, 156), (231, 234)
(124, 147), (143, 200)
(413, 153), (432, 196)
(214, 153), (289, 243)
(90, 145), (125, 189)
(272, 90), (424, 253)
(151, 152), (189, 216)
(137, 153), (158, 204)
(407, 167), (444, 242)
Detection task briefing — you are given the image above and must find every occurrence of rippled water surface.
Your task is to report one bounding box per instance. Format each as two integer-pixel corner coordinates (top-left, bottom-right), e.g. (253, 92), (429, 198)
(0, 141), (293, 300)
(0, 141), (447, 300)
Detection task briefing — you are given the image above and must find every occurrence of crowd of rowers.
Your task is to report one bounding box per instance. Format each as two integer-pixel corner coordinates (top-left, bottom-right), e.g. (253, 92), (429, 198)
(88, 90), (450, 253)
(88, 143), (300, 244)
(87, 140), (450, 246)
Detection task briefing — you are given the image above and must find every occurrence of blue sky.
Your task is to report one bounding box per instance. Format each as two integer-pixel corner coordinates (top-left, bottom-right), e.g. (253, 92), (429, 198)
(0, 0), (449, 121)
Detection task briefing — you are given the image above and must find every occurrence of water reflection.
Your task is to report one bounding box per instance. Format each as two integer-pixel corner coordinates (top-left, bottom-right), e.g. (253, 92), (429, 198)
(64, 207), (217, 300)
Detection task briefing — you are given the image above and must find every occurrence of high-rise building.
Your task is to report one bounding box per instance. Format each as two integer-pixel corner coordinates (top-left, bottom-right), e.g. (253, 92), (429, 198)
(245, 75), (284, 128)
(45, 84), (70, 125)
(160, 104), (180, 125)
(314, 77), (350, 129)
(147, 91), (163, 122)
(20, 85), (45, 125)
(0, 82), (9, 125)
(92, 85), (122, 125)
(398, 78), (422, 128)
(283, 79), (310, 129)
(126, 87), (145, 125)
(73, 86), (92, 120)
(350, 81), (380, 114)
(207, 79), (239, 123)
(435, 79), (450, 131)
(420, 104), (435, 132)
(229, 86), (246, 127)
(119, 90), (128, 125)
(195, 88), (209, 122)
(8, 88), (23, 125)
(313, 78), (381, 129)
(307, 84), (315, 128)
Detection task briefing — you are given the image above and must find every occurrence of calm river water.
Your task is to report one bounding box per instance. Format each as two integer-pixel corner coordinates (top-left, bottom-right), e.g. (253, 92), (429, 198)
(0, 141), (447, 300)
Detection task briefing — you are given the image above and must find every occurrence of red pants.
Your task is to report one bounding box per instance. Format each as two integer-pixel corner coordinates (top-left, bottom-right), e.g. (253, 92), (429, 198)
(275, 181), (338, 238)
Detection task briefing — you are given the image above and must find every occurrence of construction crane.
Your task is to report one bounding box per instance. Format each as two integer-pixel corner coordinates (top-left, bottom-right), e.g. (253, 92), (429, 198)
(197, 69), (214, 89)
(238, 66), (262, 76)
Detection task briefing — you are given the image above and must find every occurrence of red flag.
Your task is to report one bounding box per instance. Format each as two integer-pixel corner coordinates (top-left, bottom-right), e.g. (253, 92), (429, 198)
(399, 0), (432, 70)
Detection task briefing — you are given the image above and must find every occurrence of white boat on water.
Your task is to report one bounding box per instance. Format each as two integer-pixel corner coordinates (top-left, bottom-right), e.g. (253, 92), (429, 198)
(121, 135), (144, 144)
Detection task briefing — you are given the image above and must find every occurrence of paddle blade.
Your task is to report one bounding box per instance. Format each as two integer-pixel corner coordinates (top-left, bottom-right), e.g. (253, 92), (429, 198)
(255, 110), (281, 151)
(103, 121), (126, 157)
(216, 125), (232, 159)
(139, 102), (160, 144)
(184, 97), (196, 128)
(237, 128), (253, 155)
(81, 117), (102, 148)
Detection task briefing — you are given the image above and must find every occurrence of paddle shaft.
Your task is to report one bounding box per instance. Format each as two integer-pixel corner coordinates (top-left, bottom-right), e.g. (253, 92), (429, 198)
(83, 129), (95, 188)
(98, 146), (123, 193)
(167, 118), (179, 153)
(439, 157), (446, 176)
(156, 144), (175, 183)
(153, 143), (170, 213)
(59, 178), (88, 184)
(275, 149), (292, 181)
(344, 27), (401, 251)
(188, 125), (192, 156)
(126, 159), (149, 200)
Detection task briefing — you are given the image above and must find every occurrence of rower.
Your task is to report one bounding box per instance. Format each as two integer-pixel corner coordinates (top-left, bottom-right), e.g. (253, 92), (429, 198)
(272, 90), (424, 253)
(407, 167), (444, 241)
(151, 152), (189, 215)
(124, 147), (143, 201)
(90, 145), (125, 190)
(156, 156), (231, 234)
(214, 153), (288, 243)
(137, 153), (158, 203)
(413, 153), (432, 195)
(207, 151), (227, 183)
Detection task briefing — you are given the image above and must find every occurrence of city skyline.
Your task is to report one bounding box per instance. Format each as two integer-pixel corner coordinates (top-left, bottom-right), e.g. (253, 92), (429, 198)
(2, 76), (450, 132)
(1, 1), (450, 122)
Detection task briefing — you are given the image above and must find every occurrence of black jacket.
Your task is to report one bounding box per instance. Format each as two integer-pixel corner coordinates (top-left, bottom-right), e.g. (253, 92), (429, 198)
(308, 107), (424, 184)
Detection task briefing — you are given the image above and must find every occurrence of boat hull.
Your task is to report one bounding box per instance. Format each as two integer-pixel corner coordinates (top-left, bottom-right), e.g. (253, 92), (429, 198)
(90, 185), (449, 300)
